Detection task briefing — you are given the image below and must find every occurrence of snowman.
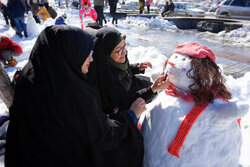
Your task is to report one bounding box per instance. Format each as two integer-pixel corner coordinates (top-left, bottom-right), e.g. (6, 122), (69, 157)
(26, 11), (40, 37)
(140, 42), (249, 167)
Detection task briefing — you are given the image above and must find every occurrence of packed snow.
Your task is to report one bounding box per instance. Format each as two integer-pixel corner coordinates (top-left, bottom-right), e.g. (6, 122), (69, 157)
(0, 4), (250, 167)
(140, 53), (249, 167)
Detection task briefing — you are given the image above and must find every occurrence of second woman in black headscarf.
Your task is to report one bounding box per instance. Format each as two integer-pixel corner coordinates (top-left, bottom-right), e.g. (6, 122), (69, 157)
(87, 27), (169, 115)
(5, 25), (144, 167)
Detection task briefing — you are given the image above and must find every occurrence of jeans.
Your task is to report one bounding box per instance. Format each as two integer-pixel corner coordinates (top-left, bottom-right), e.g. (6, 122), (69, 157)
(14, 16), (27, 37)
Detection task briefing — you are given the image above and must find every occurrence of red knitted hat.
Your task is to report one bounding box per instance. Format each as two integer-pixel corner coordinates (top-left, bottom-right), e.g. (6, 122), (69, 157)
(174, 42), (216, 62)
(83, 0), (91, 6)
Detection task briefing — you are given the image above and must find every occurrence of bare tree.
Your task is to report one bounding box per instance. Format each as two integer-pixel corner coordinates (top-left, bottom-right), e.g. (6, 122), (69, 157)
(0, 66), (14, 109)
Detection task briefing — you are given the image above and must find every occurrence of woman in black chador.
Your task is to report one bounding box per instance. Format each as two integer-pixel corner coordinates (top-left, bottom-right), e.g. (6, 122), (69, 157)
(87, 27), (169, 115)
(5, 25), (145, 167)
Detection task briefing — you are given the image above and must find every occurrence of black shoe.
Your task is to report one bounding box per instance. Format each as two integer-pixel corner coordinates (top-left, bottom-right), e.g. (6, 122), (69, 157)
(115, 19), (118, 24)
(104, 19), (107, 24)
(24, 33), (28, 38)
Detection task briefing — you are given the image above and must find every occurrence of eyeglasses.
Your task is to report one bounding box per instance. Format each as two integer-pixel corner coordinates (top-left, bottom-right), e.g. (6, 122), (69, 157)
(83, 2), (88, 5)
(112, 43), (128, 56)
(88, 50), (93, 60)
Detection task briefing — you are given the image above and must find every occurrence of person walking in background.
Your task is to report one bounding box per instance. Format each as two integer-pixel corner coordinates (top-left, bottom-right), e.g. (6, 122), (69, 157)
(138, 0), (144, 14)
(5, 25), (145, 167)
(94, 0), (106, 26)
(36, 3), (51, 22)
(0, 1), (17, 34)
(108, 0), (118, 24)
(0, 1), (11, 26)
(27, 0), (39, 15)
(145, 0), (151, 13)
(0, 35), (23, 67)
(22, 0), (30, 13)
(7, 0), (28, 38)
(40, 0), (49, 9)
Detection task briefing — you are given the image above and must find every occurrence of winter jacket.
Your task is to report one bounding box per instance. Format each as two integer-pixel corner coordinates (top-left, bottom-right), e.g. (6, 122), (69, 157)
(162, 3), (175, 13)
(7, 0), (25, 18)
(79, 7), (98, 21)
(109, 62), (156, 112)
(47, 6), (57, 19)
(145, 0), (151, 6)
(36, 6), (51, 21)
(139, 0), (145, 9)
(0, 36), (23, 60)
(55, 16), (66, 25)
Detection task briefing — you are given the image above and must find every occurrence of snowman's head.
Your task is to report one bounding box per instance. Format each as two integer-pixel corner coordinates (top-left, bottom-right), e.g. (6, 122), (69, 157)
(28, 11), (33, 18)
(164, 53), (193, 92)
(163, 42), (232, 103)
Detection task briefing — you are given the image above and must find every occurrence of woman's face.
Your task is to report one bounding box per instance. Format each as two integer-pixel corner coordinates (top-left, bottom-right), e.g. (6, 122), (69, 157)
(110, 39), (127, 64)
(81, 51), (93, 74)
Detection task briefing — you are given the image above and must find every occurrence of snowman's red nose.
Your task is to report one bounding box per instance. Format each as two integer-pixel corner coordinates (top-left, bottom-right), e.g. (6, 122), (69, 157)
(168, 61), (175, 67)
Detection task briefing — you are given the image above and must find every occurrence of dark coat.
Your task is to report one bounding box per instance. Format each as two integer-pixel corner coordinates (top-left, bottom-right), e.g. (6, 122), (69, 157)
(88, 27), (156, 115)
(110, 62), (156, 111)
(5, 25), (144, 167)
(161, 3), (175, 16)
(7, 0), (25, 18)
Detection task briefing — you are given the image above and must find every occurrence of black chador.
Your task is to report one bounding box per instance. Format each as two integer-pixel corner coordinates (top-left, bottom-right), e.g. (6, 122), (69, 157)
(5, 25), (144, 167)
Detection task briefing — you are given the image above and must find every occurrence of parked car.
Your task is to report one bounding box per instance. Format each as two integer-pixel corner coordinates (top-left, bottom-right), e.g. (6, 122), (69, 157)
(169, 2), (205, 17)
(208, 4), (218, 12)
(215, 0), (250, 18)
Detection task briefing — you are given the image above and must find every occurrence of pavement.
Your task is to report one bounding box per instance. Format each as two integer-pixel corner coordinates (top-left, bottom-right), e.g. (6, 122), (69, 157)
(215, 53), (250, 78)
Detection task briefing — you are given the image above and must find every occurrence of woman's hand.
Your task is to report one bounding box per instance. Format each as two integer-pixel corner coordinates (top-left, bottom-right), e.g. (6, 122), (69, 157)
(139, 62), (152, 71)
(130, 98), (146, 118)
(151, 75), (170, 93)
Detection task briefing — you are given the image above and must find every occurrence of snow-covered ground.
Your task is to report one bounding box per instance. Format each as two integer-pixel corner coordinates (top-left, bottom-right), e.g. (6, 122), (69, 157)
(120, 16), (250, 48)
(0, 4), (250, 167)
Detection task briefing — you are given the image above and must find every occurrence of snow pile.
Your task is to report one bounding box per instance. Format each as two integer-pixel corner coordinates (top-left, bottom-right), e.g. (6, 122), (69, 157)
(123, 16), (177, 30)
(218, 24), (250, 43)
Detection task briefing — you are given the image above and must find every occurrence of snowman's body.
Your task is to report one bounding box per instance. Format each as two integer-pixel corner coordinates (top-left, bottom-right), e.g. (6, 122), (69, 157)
(27, 11), (40, 36)
(140, 53), (248, 167)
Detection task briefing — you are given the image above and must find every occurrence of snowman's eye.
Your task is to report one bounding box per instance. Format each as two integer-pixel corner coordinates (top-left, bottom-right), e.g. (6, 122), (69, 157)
(182, 58), (186, 61)
(175, 56), (178, 59)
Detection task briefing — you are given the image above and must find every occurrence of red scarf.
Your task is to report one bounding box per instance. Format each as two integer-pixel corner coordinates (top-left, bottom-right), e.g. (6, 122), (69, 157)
(137, 84), (241, 157)
(165, 84), (239, 158)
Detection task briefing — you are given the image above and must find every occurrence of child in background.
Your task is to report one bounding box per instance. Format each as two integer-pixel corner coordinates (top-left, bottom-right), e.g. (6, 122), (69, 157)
(0, 35), (23, 67)
(36, 3), (51, 22)
(79, 0), (97, 23)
